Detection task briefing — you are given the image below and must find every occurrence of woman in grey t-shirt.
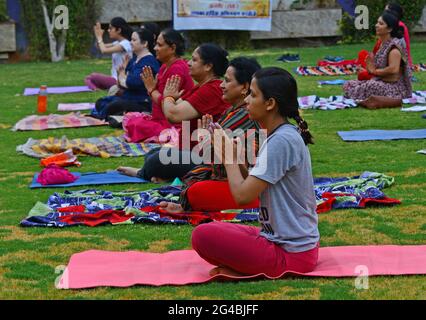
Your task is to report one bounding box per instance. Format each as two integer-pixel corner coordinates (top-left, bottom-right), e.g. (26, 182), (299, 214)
(192, 67), (320, 278)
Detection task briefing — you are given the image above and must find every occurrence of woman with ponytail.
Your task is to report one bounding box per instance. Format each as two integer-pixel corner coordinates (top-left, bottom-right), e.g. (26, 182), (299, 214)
(166, 67), (319, 278)
(85, 17), (133, 91)
(91, 28), (160, 120)
(344, 11), (412, 109)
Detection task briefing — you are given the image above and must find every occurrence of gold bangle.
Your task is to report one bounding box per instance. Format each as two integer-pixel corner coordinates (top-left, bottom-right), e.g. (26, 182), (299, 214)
(163, 96), (176, 103)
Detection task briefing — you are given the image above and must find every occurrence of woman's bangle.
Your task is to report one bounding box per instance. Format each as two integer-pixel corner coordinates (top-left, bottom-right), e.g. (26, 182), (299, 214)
(163, 96), (176, 103)
(148, 88), (157, 97)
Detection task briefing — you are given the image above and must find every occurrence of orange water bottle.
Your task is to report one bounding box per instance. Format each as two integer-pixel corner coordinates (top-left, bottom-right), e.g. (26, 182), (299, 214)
(37, 85), (48, 113)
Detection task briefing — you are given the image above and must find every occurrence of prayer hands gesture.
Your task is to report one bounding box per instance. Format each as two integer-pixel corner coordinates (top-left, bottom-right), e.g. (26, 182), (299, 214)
(211, 124), (244, 165)
(141, 66), (157, 93)
(366, 52), (377, 75)
(197, 114), (214, 145)
(94, 22), (104, 42)
(163, 75), (184, 100)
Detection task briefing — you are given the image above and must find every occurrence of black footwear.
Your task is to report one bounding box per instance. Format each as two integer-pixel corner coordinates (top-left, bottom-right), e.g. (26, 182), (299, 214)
(108, 115), (124, 129)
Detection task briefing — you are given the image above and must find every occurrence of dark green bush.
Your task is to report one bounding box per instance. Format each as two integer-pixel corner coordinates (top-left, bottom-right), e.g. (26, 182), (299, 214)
(185, 30), (252, 51)
(0, 0), (9, 22)
(339, 0), (426, 44)
(21, 0), (99, 60)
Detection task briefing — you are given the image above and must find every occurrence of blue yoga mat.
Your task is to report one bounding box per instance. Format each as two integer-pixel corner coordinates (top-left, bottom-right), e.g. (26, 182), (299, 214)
(30, 171), (148, 189)
(318, 79), (347, 86)
(338, 129), (426, 142)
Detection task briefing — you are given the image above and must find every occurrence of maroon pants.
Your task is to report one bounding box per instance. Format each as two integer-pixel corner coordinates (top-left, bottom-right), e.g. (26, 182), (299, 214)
(85, 73), (117, 90)
(192, 222), (319, 277)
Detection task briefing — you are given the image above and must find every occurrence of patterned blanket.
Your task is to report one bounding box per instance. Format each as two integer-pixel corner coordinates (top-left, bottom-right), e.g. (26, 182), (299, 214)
(21, 187), (259, 227)
(12, 113), (107, 131)
(295, 63), (426, 77)
(21, 172), (400, 228)
(298, 95), (357, 110)
(17, 135), (161, 159)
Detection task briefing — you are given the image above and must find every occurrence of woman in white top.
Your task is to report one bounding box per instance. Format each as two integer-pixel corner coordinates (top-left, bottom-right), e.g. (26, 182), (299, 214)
(85, 17), (133, 91)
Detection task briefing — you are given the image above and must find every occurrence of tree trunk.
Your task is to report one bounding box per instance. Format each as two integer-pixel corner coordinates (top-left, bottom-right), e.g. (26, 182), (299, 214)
(41, 0), (66, 62)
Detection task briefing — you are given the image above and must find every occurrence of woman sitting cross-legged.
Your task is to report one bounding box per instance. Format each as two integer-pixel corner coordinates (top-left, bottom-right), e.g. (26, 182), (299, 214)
(118, 43), (231, 182)
(178, 57), (263, 212)
(123, 28), (194, 143)
(357, 2), (412, 81)
(163, 67), (320, 277)
(344, 11), (412, 109)
(91, 28), (160, 120)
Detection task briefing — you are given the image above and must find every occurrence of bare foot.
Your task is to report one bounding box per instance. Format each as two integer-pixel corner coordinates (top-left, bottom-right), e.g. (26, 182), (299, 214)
(159, 201), (184, 213)
(209, 266), (245, 277)
(117, 167), (139, 177)
(151, 176), (169, 184)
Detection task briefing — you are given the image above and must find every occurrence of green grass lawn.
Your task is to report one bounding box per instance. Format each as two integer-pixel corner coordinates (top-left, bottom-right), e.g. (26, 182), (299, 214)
(0, 41), (425, 300)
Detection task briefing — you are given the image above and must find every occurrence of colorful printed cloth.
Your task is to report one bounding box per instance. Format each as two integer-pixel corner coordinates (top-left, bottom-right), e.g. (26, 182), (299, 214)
(12, 112), (107, 131)
(298, 95), (357, 110)
(21, 187), (259, 228)
(22, 172), (401, 228)
(314, 172), (400, 213)
(17, 135), (161, 159)
(295, 64), (359, 76)
(295, 63), (425, 77)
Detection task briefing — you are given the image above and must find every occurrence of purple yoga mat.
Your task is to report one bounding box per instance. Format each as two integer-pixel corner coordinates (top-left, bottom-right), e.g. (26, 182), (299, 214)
(24, 86), (93, 96)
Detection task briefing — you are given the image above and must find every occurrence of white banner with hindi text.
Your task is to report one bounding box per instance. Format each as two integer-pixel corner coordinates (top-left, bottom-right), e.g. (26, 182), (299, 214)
(173, 0), (272, 31)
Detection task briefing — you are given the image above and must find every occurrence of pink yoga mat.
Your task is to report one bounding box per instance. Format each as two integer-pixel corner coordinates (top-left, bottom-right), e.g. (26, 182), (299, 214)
(24, 86), (93, 96)
(57, 245), (426, 289)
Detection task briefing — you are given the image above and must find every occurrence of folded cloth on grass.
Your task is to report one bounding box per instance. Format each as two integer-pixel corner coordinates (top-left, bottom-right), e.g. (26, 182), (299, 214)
(24, 86), (93, 96)
(21, 187), (258, 228)
(401, 106), (426, 112)
(58, 103), (95, 112)
(40, 150), (81, 167)
(338, 129), (426, 142)
(402, 91), (426, 104)
(22, 172), (400, 228)
(12, 112), (107, 131)
(314, 172), (400, 213)
(298, 95), (357, 110)
(56, 245), (426, 289)
(295, 64), (425, 77)
(295, 65), (359, 76)
(30, 170), (148, 189)
(17, 135), (161, 159)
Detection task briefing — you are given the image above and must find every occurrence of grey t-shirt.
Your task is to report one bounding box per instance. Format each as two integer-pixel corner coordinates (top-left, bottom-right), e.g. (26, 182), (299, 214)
(250, 124), (320, 253)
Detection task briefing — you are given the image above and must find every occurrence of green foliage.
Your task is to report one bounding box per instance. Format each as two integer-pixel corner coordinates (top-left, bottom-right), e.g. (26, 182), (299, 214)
(185, 30), (252, 51)
(20, 0), (99, 61)
(0, 0), (9, 22)
(339, 0), (426, 44)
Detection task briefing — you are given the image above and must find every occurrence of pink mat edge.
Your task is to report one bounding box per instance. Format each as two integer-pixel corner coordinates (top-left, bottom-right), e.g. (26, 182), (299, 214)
(56, 245), (426, 290)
